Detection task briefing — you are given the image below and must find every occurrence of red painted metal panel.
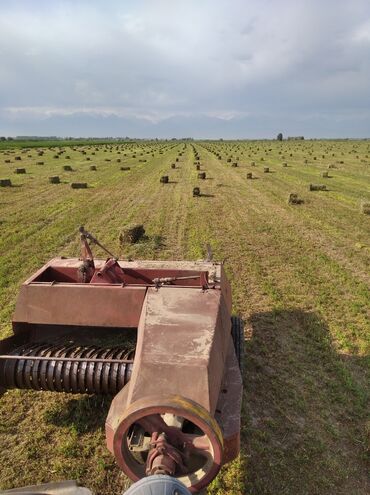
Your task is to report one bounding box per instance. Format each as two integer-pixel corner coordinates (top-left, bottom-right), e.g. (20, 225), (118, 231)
(13, 285), (146, 328)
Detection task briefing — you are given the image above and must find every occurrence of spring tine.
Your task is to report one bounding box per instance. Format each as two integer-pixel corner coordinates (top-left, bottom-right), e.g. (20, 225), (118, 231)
(77, 346), (94, 393)
(84, 347), (98, 394)
(53, 345), (70, 392)
(28, 344), (49, 390)
(15, 345), (37, 389)
(85, 348), (97, 394)
(108, 348), (121, 394)
(0, 343), (134, 394)
(95, 348), (110, 394)
(102, 347), (116, 394)
(61, 345), (79, 393)
(69, 346), (82, 393)
(39, 345), (55, 391)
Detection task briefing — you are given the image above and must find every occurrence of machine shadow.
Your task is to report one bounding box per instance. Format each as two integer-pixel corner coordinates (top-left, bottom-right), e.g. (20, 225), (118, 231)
(239, 309), (367, 494)
(42, 309), (367, 493)
(45, 394), (112, 434)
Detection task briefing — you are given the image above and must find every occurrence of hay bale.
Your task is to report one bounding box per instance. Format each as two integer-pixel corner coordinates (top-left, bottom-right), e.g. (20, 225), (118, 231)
(0, 178), (12, 187)
(90, 165), (97, 171)
(360, 201), (370, 215)
(120, 167), (131, 171)
(71, 182), (87, 189)
(328, 164), (336, 169)
(251, 161), (255, 166)
(282, 162), (288, 167)
(196, 164), (200, 170)
(288, 193), (304, 205)
(15, 168), (26, 174)
(37, 161), (44, 165)
(246, 173), (253, 179)
(322, 171), (329, 178)
(15, 156), (21, 161)
(63, 165), (73, 171)
(263, 167), (269, 173)
(171, 164), (176, 169)
(232, 162), (238, 167)
(53, 155), (59, 159)
(160, 176), (169, 184)
(176, 158), (179, 162)
(309, 184), (327, 191)
(119, 224), (145, 244)
(117, 159), (121, 163)
(86, 157), (91, 161)
(49, 176), (60, 184)
(5, 159), (11, 163)
(65, 155), (71, 159)
(227, 158), (231, 163)
(193, 187), (201, 197)
(198, 172), (206, 179)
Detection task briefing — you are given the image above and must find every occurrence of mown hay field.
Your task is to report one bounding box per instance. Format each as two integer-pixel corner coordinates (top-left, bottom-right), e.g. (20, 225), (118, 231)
(0, 139), (369, 494)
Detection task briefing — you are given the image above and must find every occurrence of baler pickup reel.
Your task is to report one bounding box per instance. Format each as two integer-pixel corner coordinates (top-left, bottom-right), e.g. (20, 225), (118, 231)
(0, 228), (243, 493)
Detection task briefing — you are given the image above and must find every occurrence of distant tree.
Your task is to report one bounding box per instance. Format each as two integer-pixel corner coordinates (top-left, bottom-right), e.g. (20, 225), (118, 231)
(7, 137), (14, 141)
(277, 133), (283, 141)
(0, 137), (6, 141)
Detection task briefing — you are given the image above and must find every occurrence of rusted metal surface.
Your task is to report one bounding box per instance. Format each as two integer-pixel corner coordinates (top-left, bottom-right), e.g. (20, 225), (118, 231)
(214, 338), (243, 464)
(1, 234), (242, 492)
(124, 287), (230, 411)
(105, 285), (236, 492)
(13, 284), (147, 329)
(107, 395), (224, 493)
(146, 432), (186, 476)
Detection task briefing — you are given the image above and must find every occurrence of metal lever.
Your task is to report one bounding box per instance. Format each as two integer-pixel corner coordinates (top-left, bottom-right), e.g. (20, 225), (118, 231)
(79, 226), (119, 260)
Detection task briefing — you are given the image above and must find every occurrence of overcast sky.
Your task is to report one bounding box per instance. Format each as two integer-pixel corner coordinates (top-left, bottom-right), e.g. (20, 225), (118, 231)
(0, 0), (370, 138)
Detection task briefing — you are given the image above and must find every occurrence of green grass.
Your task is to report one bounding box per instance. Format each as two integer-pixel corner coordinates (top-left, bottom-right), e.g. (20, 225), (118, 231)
(0, 139), (369, 494)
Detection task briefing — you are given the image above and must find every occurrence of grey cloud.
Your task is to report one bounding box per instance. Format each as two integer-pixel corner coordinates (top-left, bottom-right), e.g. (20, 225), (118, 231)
(0, 0), (369, 137)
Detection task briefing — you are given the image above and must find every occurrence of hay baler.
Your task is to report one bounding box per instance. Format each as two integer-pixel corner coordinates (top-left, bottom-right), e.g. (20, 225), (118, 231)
(0, 229), (243, 494)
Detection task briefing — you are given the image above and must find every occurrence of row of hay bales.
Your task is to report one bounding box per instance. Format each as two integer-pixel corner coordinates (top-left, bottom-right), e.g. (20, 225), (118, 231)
(118, 147), (189, 245)
(158, 147), (206, 198)
(198, 143), (370, 214)
(0, 142), (177, 190)
(204, 140), (370, 167)
(0, 142), (180, 192)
